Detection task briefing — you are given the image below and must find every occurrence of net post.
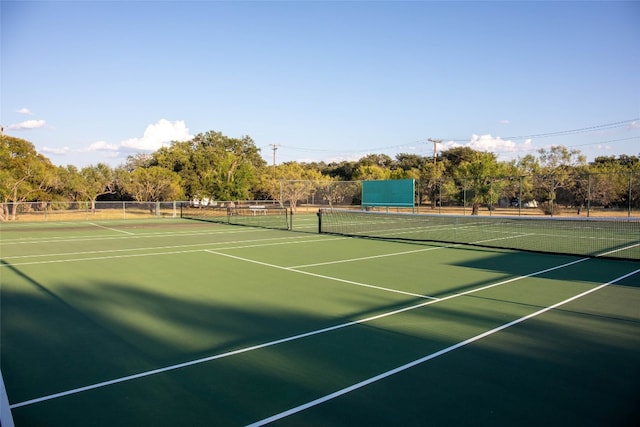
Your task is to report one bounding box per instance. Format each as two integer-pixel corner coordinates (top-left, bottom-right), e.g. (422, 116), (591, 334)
(317, 209), (322, 234)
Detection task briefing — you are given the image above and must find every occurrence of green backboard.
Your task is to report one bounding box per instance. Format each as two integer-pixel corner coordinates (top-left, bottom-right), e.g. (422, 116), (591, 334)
(362, 179), (415, 208)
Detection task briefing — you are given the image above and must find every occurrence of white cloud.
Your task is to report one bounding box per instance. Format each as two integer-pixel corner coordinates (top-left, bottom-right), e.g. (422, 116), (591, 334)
(41, 146), (70, 155)
(498, 119), (510, 125)
(120, 119), (192, 151)
(16, 107), (34, 115)
(442, 135), (533, 160)
(87, 141), (120, 152)
(12, 119), (191, 166)
(7, 119), (46, 130)
(66, 119), (193, 164)
(469, 134), (517, 152)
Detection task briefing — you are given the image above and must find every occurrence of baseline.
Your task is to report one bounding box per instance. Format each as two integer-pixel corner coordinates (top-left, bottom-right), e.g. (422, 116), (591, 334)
(0, 235), (341, 264)
(0, 225), (260, 246)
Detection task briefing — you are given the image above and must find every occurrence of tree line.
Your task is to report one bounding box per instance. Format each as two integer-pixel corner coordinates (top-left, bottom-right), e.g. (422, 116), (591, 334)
(1, 130), (639, 220)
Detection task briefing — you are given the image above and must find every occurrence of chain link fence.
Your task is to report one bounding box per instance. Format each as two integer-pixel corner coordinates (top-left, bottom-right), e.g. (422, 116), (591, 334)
(280, 172), (640, 217)
(2, 172), (638, 221)
(417, 171), (640, 217)
(0, 201), (183, 222)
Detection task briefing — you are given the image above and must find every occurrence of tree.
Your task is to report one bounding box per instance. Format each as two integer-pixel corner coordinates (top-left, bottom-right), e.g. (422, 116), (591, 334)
(589, 155), (640, 209)
(454, 151), (505, 215)
(530, 146), (586, 214)
(324, 160), (357, 181)
(153, 141), (198, 198)
(124, 166), (184, 202)
(440, 147), (478, 172)
(353, 164), (392, 181)
(78, 163), (117, 212)
(0, 135), (57, 220)
(155, 131), (266, 202)
(53, 165), (82, 201)
(123, 153), (155, 171)
(356, 153), (394, 168)
(395, 153), (425, 171)
(269, 162), (330, 212)
(418, 157), (446, 208)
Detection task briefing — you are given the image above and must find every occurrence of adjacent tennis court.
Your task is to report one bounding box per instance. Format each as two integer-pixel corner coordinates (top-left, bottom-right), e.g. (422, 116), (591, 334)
(1, 216), (639, 426)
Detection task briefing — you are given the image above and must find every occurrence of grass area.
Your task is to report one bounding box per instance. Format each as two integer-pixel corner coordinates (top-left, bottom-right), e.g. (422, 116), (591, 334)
(1, 219), (639, 426)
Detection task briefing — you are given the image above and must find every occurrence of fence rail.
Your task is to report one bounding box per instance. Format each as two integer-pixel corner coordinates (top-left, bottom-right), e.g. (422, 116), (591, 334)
(0, 201), (178, 222)
(2, 171), (639, 221)
(0, 200), (285, 222)
(416, 171), (640, 218)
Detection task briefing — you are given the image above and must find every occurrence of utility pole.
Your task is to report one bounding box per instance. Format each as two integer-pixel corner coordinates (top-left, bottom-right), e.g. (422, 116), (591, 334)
(428, 138), (442, 166)
(269, 144), (279, 178)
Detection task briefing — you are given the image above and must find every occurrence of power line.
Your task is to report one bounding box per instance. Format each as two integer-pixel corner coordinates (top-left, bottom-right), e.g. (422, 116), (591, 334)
(428, 118), (639, 144)
(262, 118), (639, 159)
(500, 118), (639, 141)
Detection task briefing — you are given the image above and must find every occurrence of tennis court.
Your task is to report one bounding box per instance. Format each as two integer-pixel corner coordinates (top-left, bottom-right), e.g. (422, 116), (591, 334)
(1, 215), (639, 426)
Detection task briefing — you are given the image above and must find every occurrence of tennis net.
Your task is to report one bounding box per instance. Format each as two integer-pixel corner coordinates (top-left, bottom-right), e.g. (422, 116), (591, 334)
(181, 204), (290, 230)
(318, 209), (640, 260)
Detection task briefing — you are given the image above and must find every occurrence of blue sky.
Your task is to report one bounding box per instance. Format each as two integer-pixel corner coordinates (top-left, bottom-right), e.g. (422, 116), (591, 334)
(2, 0), (639, 168)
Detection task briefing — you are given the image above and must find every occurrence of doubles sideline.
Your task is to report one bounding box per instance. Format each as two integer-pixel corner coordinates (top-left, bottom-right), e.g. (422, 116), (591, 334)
(9, 253), (602, 410)
(246, 266), (640, 426)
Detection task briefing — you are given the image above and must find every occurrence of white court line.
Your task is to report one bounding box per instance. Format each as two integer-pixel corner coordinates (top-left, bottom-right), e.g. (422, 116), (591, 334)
(199, 237), (346, 252)
(290, 245), (450, 269)
(205, 250), (437, 300)
(0, 227), (257, 245)
(246, 267), (640, 427)
(0, 249), (209, 267)
(9, 256), (592, 410)
(0, 235), (339, 262)
(598, 242), (640, 257)
(88, 223), (134, 235)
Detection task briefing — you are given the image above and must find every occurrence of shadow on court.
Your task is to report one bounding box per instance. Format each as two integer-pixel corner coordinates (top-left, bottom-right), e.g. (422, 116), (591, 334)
(2, 237), (639, 426)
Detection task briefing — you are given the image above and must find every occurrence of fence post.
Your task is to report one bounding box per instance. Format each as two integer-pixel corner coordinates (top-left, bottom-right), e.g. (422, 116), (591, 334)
(551, 175), (555, 217)
(463, 178), (467, 216)
(587, 173), (591, 217)
(438, 181), (442, 214)
(629, 172), (633, 218)
(489, 179), (493, 216)
(518, 176), (523, 216)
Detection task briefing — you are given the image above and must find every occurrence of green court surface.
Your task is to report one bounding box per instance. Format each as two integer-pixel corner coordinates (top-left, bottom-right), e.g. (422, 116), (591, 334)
(1, 218), (639, 426)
